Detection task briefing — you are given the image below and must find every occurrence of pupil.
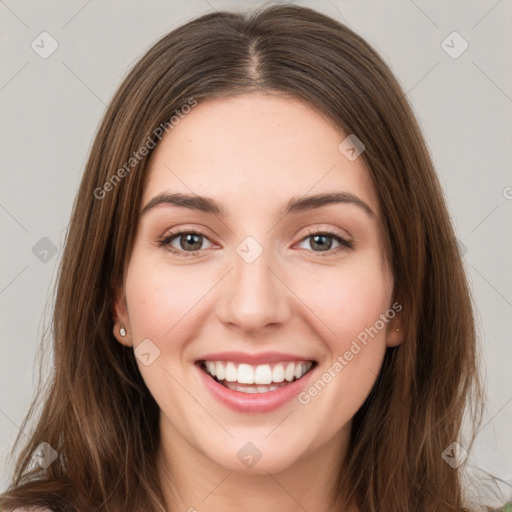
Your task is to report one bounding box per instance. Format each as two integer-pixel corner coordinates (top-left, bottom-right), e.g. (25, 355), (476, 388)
(312, 234), (331, 251)
(183, 234), (202, 250)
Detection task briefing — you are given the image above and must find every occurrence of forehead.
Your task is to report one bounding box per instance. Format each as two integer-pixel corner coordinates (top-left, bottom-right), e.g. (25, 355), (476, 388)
(143, 92), (379, 216)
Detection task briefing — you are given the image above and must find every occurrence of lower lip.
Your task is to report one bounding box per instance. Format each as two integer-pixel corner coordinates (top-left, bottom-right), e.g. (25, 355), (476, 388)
(196, 363), (315, 413)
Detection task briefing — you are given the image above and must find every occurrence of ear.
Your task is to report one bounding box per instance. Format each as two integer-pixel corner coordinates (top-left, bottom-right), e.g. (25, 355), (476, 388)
(385, 312), (404, 347)
(112, 288), (133, 347)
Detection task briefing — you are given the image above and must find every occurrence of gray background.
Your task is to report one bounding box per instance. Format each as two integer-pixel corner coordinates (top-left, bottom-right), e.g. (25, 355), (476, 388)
(1, 0), (511, 504)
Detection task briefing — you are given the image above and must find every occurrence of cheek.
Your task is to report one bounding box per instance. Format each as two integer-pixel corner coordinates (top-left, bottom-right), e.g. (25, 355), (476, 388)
(124, 258), (203, 341)
(291, 256), (392, 347)
(123, 259), (199, 403)
(294, 265), (391, 421)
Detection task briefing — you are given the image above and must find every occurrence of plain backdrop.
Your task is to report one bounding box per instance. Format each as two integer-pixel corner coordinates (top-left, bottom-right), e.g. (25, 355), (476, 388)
(1, 0), (511, 503)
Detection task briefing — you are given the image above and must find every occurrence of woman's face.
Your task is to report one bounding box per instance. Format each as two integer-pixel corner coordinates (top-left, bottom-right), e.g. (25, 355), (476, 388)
(114, 92), (402, 475)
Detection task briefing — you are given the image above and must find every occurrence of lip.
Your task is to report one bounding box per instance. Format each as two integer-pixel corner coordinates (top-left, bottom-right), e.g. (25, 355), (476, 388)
(195, 359), (317, 413)
(199, 351), (316, 365)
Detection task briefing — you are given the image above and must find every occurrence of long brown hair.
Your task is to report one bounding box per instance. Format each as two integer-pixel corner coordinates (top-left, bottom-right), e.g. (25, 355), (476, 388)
(1, 4), (483, 511)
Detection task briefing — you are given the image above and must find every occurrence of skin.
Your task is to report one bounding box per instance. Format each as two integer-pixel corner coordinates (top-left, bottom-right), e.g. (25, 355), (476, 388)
(113, 92), (403, 512)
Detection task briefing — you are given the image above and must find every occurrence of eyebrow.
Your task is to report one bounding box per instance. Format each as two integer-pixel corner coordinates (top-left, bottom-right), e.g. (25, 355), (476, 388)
(140, 191), (375, 218)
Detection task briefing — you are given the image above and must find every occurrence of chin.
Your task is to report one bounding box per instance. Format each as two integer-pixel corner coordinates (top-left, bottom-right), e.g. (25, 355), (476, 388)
(207, 444), (303, 475)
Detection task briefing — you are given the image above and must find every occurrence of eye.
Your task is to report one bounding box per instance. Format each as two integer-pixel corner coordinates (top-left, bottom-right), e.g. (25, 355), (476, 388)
(159, 229), (214, 256)
(296, 229), (353, 256)
(158, 228), (353, 258)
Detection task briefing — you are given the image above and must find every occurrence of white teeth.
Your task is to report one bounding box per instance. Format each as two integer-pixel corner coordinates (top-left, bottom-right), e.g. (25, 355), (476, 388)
(254, 364), (272, 385)
(206, 361), (216, 376)
(237, 364), (254, 384)
(225, 362), (237, 382)
(223, 381), (290, 393)
(215, 361), (225, 380)
(202, 360), (313, 387)
(284, 362), (295, 382)
(272, 364), (285, 383)
(241, 386), (257, 393)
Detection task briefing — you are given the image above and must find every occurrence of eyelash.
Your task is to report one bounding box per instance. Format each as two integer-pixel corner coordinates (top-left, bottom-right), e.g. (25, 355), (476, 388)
(158, 228), (353, 257)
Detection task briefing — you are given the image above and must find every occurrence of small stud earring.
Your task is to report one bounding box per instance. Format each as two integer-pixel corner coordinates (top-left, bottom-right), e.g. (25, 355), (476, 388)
(120, 326), (126, 337)
(396, 328), (400, 332)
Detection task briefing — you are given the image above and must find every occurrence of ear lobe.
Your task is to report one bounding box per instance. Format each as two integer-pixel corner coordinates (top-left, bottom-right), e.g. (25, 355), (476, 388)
(112, 291), (132, 347)
(386, 316), (404, 347)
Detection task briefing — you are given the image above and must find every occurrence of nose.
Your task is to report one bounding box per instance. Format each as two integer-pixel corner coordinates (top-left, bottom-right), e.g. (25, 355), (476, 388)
(216, 242), (292, 335)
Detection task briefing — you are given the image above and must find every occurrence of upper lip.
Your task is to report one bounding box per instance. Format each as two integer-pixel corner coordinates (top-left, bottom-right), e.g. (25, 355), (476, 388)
(197, 351), (316, 365)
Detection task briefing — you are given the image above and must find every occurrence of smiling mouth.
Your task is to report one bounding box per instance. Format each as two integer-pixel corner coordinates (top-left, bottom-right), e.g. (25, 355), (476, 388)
(197, 359), (317, 394)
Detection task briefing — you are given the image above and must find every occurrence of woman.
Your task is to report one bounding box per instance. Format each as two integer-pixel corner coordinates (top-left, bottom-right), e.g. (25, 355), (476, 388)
(1, 4), (485, 511)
